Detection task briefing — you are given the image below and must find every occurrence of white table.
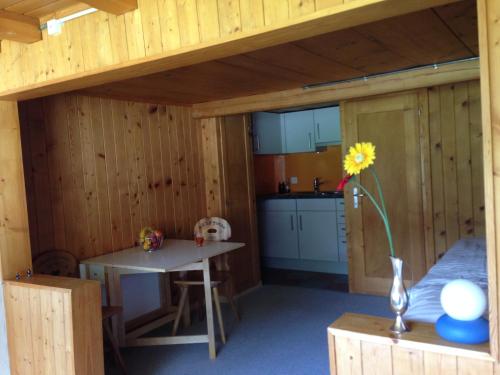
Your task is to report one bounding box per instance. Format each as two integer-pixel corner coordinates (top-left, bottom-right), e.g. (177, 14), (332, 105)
(80, 239), (244, 359)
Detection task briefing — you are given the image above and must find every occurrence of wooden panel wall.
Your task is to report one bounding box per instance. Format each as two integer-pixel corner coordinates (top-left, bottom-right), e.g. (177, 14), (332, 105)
(0, 101), (32, 280)
(19, 95), (206, 261)
(428, 81), (484, 261)
(0, 0), (460, 99)
(328, 314), (496, 375)
(5, 275), (104, 375)
(201, 115), (261, 293)
(0, 0), (349, 93)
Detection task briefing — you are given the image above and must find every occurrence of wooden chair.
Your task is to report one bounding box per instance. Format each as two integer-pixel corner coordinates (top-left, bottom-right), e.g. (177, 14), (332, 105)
(34, 250), (127, 374)
(172, 218), (240, 344)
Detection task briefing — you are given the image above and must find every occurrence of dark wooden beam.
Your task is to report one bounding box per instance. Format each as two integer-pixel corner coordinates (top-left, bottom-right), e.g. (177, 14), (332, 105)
(81, 0), (137, 15)
(0, 10), (40, 43)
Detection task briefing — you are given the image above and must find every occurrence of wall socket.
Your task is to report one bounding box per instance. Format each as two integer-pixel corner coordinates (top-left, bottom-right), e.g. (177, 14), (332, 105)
(290, 176), (298, 184)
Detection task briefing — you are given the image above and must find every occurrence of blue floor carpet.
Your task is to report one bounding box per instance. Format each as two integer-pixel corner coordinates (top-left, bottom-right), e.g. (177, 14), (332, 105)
(113, 285), (392, 375)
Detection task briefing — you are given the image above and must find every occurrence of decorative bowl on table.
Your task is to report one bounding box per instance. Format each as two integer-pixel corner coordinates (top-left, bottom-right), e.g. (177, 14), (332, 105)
(139, 227), (164, 252)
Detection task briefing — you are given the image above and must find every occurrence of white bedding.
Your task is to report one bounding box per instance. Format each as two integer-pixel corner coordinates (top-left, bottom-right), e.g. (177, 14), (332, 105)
(403, 238), (488, 323)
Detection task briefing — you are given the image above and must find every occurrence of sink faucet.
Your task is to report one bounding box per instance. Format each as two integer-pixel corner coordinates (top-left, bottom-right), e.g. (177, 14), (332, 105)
(313, 177), (324, 193)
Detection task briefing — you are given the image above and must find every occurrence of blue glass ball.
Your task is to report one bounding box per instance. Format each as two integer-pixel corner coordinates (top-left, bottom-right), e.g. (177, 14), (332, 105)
(436, 314), (489, 345)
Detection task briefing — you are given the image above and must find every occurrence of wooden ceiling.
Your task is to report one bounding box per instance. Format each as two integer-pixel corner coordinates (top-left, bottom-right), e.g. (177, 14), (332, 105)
(0, 0), (88, 20)
(79, 0), (478, 106)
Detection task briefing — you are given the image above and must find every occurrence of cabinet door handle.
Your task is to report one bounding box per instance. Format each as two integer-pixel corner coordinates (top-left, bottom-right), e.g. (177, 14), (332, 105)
(316, 123), (320, 140)
(299, 215), (303, 231)
(308, 133), (312, 149)
(256, 136), (261, 151)
(290, 215), (294, 231)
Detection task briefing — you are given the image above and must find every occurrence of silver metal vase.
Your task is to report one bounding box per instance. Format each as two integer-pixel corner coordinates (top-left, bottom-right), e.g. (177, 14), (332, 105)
(389, 256), (410, 334)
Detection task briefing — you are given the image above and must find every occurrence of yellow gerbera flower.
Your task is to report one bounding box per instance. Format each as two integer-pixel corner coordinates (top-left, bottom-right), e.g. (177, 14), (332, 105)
(344, 142), (376, 175)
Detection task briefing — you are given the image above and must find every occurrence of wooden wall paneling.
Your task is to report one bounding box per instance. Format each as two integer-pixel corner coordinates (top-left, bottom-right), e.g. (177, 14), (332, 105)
(334, 336), (362, 375)
(99, 98), (123, 251)
(175, 106), (192, 238)
(20, 95), (206, 262)
(477, 0), (500, 361)
(138, 0), (163, 56)
(26, 99), (54, 256)
(124, 6), (146, 59)
(196, 0), (220, 42)
(315, 0), (343, 10)
(167, 106), (186, 237)
(263, 0), (289, 25)
(440, 85), (460, 247)
(0, 0), (470, 100)
(5, 276), (105, 375)
(289, 0), (316, 17)
(454, 82), (474, 238)
(110, 99), (135, 248)
(157, 0), (181, 50)
(423, 352), (457, 375)
(89, 97), (113, 254)
(107, 13), (130, 63)
(158, 105), (177, 237)
(123, 101), (145, 237)
(176, 0), (200, 47)
(0, 101), (32, 279)
(360, 341), (393, 375)
(133, 102), (153, 230)
(392, 346), (424, 375)
(192, 59), (480, 118)
(66, 94), (92, 259)
(78, 95), (102, 257)
(418, 89), (436, 269)
(42, 97), (67, 253)
(217, 0), (240, 37)
(219, 114), (260, 291)
(468, 81), (485, 237)
(239, 0), (264, 31)
(144, 104), (163, 229)
(456, 357), (494, 374)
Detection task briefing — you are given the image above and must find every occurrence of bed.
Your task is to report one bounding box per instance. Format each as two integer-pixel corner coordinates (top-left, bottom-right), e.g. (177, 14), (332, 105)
(403, 238), (488, 323)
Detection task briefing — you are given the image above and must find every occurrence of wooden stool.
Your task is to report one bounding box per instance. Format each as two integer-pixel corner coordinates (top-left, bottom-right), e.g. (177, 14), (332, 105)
(172, 271), (239, 344)
(102, 306), (127, 374)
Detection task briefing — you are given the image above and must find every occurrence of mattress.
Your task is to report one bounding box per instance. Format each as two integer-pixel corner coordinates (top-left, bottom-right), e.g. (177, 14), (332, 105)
(403, 238), (488, 323)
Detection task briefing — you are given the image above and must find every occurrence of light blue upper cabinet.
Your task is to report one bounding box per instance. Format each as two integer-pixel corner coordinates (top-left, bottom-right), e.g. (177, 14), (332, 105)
(252, 112), (285, 155)
(283, 110), (315, 153)
(313, 106), (341, 145)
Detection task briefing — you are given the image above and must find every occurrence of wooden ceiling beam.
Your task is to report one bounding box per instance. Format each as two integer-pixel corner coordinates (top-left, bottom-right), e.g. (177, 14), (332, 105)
(0, 10), (40, 43)
(81, 0), (137, 15)
(192, 59), (480, 118)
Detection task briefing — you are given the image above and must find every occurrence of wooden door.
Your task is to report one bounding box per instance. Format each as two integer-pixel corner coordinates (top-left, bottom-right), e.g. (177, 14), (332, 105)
(342, 91), (429, 295)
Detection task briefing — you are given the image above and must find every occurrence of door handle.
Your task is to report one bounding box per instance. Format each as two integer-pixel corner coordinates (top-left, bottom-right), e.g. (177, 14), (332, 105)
(299, 215), (303, 231)
(353, 187), (365, 208)
(290, 215), (294, 231)
(316, 123), (320, 140)
(308, 133), (312, 149)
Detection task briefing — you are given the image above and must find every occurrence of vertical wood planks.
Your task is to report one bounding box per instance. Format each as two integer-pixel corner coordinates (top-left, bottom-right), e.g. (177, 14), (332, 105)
(428, 81), (484, 260)
(334, 336), (362, 375)
(20, 95), (207, 261)
(0, 101), (32, 280)
(4, 276), (104, 375)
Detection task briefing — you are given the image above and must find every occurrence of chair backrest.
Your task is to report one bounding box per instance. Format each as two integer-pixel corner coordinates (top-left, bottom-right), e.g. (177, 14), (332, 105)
(194, 217), (231, 241)
(33, 250), (79, 277)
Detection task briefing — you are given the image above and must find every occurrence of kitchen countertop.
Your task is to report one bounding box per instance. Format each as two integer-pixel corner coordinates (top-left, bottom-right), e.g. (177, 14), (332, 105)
(257, 191), (344, 199)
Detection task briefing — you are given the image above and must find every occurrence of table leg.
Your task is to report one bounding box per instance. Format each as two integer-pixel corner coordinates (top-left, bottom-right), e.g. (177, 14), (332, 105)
(202, 258), (216, 359)
(107, 267), (126, 347)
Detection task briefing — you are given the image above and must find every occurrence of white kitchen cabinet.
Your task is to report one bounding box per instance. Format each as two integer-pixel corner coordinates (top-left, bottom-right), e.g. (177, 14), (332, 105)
(283, 110), (315, 153)
(252, 112), (285, 154)
(259, 211), (299, 259)
(259, 198), (347, 274)
(313, 106), (341, 145)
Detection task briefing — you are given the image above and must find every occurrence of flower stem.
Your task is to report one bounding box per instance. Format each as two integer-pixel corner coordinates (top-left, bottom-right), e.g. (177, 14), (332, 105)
(350, 177), (395, 257)
(369, 167), (394, 257)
